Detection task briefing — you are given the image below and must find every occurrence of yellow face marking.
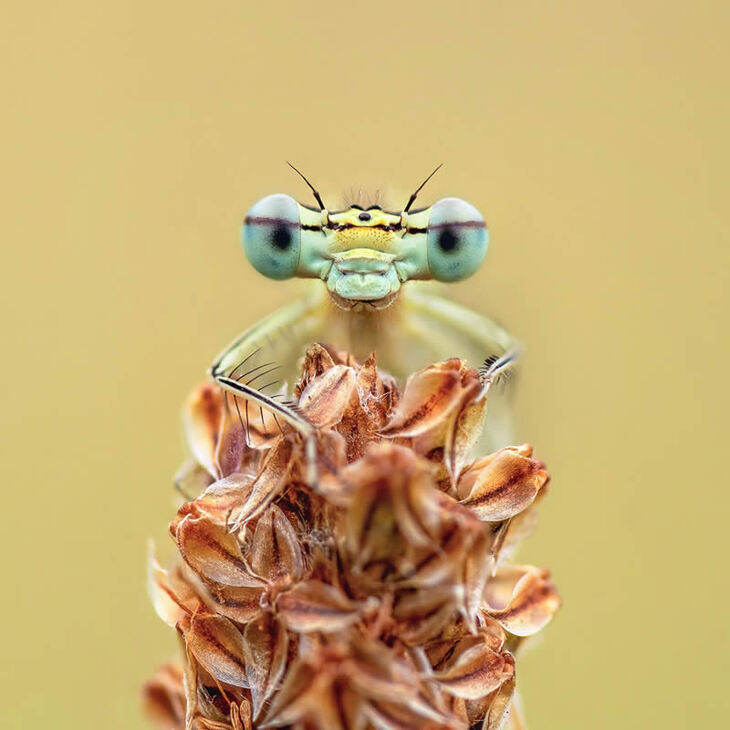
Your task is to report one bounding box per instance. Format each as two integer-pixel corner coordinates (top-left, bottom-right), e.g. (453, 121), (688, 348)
(327, 207), (404, 254)
(330, 226), (398, 253)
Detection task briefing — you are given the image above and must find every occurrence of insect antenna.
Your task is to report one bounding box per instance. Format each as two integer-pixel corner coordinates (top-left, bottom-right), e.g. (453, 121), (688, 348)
(403, 163), (444, 213)
(287, 161), (327, 211)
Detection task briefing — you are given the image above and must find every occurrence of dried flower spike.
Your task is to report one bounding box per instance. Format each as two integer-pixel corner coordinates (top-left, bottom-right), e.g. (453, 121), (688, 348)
(145, 346), (559, 730)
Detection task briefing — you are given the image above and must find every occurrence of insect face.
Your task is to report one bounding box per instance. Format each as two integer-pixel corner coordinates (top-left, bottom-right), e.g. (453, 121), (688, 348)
(242, 175), (488, 308)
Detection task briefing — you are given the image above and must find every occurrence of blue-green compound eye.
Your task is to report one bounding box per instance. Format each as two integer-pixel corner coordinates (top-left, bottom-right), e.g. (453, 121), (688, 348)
(242, 194), (301, 280)
(426, 198), (489, 282)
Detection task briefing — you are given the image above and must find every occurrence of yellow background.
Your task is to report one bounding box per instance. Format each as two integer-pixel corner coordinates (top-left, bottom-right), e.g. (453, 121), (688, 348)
(2, 2), (728, 728)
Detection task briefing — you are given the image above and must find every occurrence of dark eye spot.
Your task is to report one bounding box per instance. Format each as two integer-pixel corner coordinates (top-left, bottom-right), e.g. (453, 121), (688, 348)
(271, 225), (291, 250)
(437, 228), (459, 252)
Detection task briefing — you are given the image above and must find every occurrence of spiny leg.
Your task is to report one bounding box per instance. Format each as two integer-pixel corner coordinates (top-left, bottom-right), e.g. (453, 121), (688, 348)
(223, 360), (281, 447)
(399, 288), (522, 450)
(215, 375), (318, 484)
(210, 294), (327, 484)
(478, 347), (522, 400)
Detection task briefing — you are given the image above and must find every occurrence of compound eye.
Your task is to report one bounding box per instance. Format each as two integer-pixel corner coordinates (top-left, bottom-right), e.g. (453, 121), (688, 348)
(242, 194), (301, 279)
(426, 198), (488, 282)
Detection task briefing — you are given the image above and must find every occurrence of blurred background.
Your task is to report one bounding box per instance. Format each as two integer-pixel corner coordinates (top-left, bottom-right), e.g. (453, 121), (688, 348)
(2, 1), (728, 728)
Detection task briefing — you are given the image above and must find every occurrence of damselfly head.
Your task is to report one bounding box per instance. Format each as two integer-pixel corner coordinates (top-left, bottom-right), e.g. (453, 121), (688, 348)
(242, 167), (489, 309)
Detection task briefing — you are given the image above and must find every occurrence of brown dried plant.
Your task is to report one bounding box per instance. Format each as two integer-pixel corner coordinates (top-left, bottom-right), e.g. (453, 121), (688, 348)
(144, 345), (559, 730)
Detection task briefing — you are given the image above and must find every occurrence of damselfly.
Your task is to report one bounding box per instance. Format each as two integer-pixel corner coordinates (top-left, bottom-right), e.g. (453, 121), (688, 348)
(210, 166), (520, 477)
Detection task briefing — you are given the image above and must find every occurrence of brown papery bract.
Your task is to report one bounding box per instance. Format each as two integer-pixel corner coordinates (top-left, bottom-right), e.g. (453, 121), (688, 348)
(144, 345), (559, 730)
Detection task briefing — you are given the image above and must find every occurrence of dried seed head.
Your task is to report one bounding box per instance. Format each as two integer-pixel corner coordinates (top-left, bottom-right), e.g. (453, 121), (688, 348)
(144, 346), (559, 730)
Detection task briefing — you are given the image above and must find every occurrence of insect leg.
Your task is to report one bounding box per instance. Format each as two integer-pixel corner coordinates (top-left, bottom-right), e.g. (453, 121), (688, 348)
(214, 375), (317, 484)
(210, 294), (327, 485)
(400, 289), (522, 450)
